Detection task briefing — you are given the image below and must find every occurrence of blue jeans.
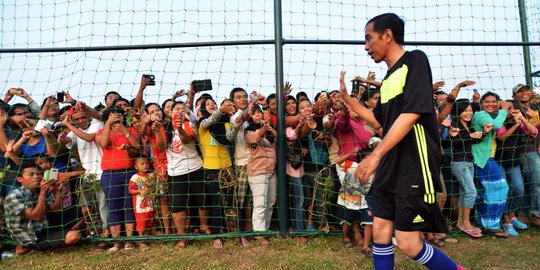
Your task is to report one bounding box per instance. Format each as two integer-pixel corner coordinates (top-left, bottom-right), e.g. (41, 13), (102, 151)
(504, 165), (525, 214)
(522, 152), (540, 217)
(288, 175), (305, 231)
(451, 161), (476, 209)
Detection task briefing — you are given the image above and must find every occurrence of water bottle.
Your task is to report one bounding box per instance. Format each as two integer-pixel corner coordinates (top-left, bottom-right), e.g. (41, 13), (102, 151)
(1, 251), (15, 260)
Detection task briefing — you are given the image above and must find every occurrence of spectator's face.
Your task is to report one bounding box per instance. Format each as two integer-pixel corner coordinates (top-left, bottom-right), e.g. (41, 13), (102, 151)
(514, 88), (530, 102)
(17, 167), (43, 188)
(163, 100), (174, 117)
(482, 96), (498, 114)
(298, 100), (313, 116)
(134, 158), (150, 173)
(205, 99), (217, 114)
(330, 92), (343, 111)
(459, 105), (473, 122)
(364, 22), (387, 64)
(285, 99), (297, 115)
(172, 103), (187, 117)
(72, 112), (90, 130)
(47, 102), (60, 117)
(268, 98), (277, 114)
(12, 107), (32, 118)
(435, 94), (447, 105)
(35, 158), (52, 170)
(251, 109), (264, 124)
(368, 93), (380, 109)
(147, 104), (163, 119)
(105, 94), (120, 107)
(298, 94), (309, 102)
(232, 91), (248, 110)
(115, 100), (129, 111)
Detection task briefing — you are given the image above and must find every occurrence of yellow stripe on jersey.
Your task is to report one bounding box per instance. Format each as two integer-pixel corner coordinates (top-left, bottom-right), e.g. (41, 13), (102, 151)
(414, 124), (435, 203)
(380, 65), (408, 104)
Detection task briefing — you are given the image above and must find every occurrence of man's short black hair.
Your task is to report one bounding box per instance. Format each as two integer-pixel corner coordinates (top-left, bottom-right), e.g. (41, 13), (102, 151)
(229, 87), (247, 101)
(18, 159), (39, 177)
(267, 93), (276, 101)
(366, 13), (405, 45)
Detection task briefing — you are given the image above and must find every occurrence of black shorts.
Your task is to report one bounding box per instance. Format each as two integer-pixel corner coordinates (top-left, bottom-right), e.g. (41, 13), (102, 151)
(372, 188), (448, 234)
(169, 168), (206, 212)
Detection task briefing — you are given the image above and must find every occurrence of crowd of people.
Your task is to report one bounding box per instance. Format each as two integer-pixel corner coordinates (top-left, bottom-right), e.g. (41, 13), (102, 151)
(0, 74), (538, 256)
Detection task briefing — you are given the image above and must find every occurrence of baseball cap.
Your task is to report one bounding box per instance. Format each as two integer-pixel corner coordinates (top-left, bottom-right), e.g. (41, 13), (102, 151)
(512, 83), (528, 94)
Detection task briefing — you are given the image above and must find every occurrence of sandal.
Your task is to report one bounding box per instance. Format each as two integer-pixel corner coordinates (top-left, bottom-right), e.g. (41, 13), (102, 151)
(361, 247), (373, 258)
(94, 242), (109, 252)
(427, 237), (445, 248)
(438, 235), (459, 243)
(343, 239), (354, 249)
(124, 242), (136, 250)
(457, 224), (482, 238)
(484, 228), (509, 238)
(175, 240), (187, 250)
(108, 243), (122, 254)
(139, 242), (150, 251)
(213, 238), (224, 249)
(239, 237), (249, 248)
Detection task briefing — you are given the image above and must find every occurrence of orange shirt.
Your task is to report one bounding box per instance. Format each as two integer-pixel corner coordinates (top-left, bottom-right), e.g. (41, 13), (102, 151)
(97, 127), (138, 170)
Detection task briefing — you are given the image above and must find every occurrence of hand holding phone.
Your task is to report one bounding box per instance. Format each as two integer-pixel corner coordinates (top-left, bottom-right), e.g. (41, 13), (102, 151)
(142, 74), (156, 86)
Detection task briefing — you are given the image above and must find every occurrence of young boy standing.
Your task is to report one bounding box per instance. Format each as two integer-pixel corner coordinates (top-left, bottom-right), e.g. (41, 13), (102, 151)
(128, 156), (157, 250)
(340, 13), (463, 269)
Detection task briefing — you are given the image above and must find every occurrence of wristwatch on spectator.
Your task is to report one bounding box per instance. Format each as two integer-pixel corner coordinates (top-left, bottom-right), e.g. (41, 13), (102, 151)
(124, 133), (131, 138)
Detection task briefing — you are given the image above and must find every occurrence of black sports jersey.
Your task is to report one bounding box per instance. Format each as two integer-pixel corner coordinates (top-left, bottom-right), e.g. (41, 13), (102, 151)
(372, 50), (442, 202)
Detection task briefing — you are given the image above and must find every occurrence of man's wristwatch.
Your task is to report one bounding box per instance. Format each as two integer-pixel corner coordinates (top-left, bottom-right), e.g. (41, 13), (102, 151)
(124, 133), (131, 138)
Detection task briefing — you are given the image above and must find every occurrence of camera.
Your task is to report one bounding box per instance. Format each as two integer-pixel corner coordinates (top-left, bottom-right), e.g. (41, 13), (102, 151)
(143, 74), (156, 86)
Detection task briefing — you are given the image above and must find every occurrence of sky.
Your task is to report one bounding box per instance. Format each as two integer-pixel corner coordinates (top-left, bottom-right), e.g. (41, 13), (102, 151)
(1, 0), (539, 108)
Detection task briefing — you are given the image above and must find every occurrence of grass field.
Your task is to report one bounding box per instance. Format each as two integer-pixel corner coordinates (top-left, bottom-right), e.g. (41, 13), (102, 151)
(1, 230), (539, 270)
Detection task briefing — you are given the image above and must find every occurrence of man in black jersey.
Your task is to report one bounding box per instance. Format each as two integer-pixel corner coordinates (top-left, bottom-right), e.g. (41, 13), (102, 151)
(340, 13), (463, 270)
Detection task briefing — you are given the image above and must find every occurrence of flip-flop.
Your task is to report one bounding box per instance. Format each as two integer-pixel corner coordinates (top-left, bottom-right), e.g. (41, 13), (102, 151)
(458, 224), (482, 238)
(427, 237), (445, 248)
(484, 229), (509, 238)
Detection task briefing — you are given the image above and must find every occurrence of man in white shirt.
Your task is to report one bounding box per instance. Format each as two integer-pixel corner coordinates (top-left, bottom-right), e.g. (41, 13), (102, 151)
(59, 107), (109, 241)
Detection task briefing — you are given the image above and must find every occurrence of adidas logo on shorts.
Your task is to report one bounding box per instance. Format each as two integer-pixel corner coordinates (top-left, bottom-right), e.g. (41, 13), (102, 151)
(413, 215), (425, 223)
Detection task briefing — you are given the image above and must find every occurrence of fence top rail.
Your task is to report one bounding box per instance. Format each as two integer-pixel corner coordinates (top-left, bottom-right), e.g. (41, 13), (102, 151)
(1, 40), (539, 54)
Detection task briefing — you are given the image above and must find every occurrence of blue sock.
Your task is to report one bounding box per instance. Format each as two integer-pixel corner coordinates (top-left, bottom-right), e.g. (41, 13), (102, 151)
(372, 242), (394, 270)
(414, 242), (458, 270)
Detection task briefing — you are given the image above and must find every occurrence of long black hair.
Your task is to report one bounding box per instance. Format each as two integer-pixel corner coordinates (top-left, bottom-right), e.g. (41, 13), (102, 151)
(245, 104), (275, 145)
(196, 97), (233, 146)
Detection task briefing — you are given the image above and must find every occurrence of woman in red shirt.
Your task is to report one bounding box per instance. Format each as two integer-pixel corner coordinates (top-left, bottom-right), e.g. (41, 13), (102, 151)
(96, 106), (140, 252)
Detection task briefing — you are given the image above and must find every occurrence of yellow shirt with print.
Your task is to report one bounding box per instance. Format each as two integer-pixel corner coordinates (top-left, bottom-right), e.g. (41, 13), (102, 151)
(198, 123), (233, 169)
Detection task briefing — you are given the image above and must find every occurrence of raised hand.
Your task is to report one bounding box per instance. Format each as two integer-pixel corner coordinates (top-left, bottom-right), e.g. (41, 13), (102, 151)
(499, 101), (512, 111)
(483, 123), (493, 134)
(5, 140), (15, 153)
(340, 70), (348, 96)
(63, 91), (75, 104)
(284, 82), (292, 96)
(433, 81), (446, 91)
(449, 127), (460, 137)
(470, 131), (483, 139)
(457, 80), (476, 88)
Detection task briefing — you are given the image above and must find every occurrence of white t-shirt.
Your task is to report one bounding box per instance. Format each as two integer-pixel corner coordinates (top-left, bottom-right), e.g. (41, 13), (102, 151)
(66, 119), (103, 179)
(230, 110), (250, 166)
(166, 121), (203, 176)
